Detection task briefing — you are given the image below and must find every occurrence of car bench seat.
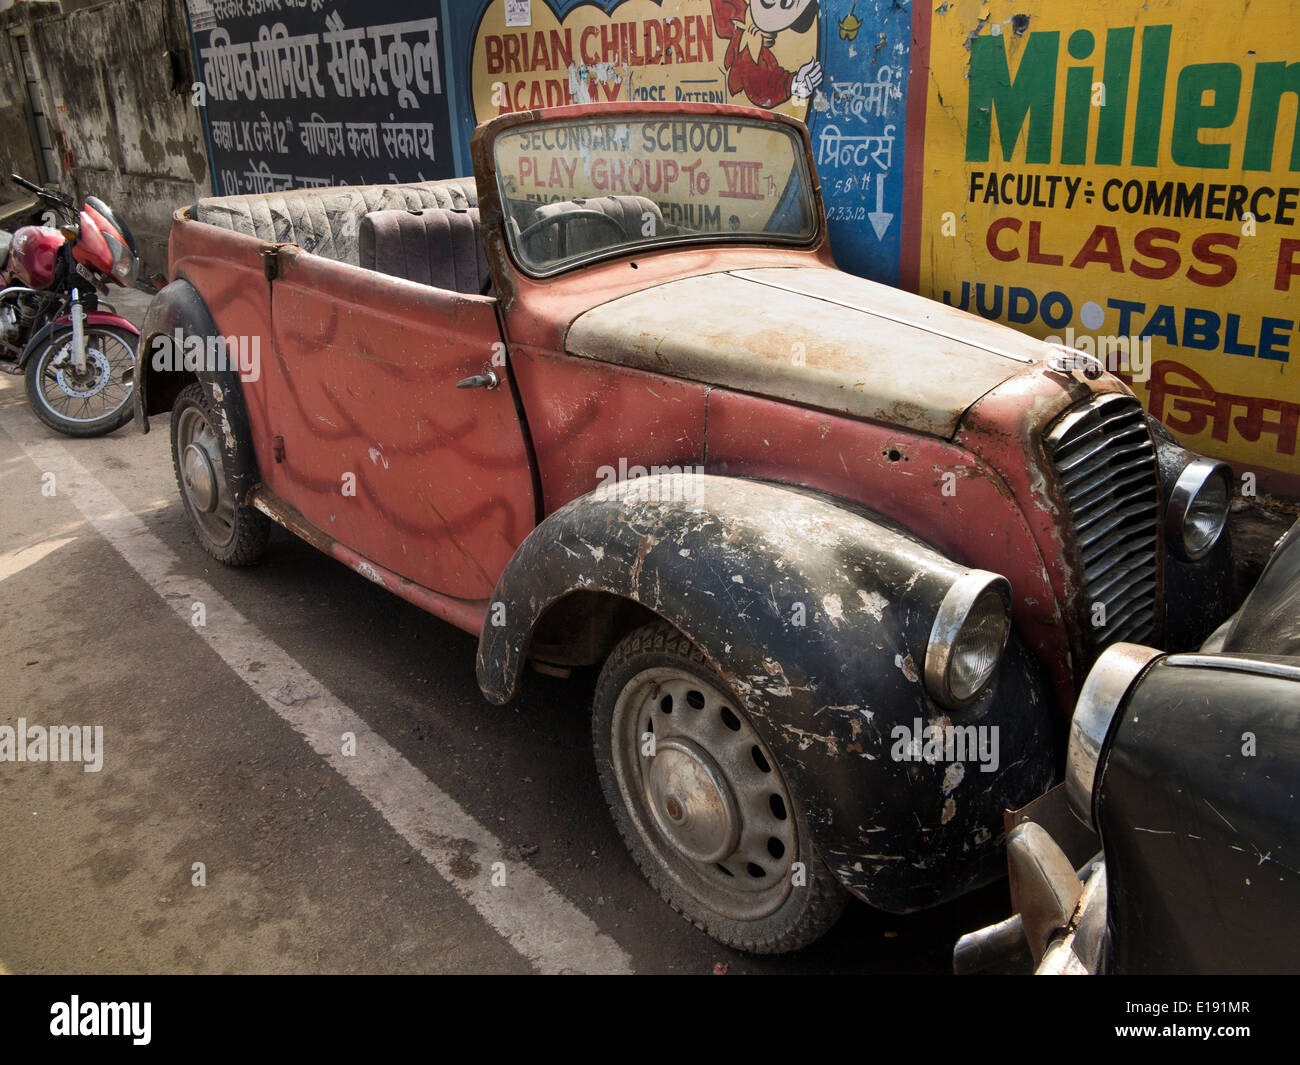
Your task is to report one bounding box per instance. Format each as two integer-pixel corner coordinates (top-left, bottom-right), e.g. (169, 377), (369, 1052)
(190, 178), (479, 266)
(357, 207), (490, 295)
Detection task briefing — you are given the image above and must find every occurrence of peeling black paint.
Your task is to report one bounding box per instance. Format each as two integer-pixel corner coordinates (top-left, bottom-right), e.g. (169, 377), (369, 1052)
(478, 474), (1058, 912)
(137, 278), (262, 505)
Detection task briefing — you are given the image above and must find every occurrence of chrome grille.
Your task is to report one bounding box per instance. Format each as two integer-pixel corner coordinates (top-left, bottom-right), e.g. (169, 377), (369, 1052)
(1048, 394), (1160, 648)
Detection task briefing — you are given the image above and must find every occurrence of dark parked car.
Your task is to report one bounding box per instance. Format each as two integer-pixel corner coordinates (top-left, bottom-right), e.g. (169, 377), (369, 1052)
(956, 518), (1300, 974)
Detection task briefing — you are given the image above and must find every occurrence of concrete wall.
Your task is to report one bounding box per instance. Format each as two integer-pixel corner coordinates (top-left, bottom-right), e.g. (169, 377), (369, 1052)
(3, 0), (210, 278)
(0, 4), (55, 192)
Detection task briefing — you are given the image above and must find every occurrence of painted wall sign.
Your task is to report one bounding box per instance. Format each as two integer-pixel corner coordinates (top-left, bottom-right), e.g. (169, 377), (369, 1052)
(916, 0), (1298, 493)
(442, 0), (909, 285)
(183, 0), (1298, 493)
(188, 0), (455, 193)
(494, 113), (809, 247)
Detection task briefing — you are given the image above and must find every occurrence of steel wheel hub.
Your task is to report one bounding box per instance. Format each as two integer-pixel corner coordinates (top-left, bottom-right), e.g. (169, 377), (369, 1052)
(611, 666), (798, 920)
(646, 738), (740, 863)
(175, 404), (236, 549)
(182, 443), (219, 513)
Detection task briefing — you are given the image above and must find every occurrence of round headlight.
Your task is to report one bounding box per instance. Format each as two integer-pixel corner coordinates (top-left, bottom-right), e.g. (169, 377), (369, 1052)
(1167, 459), (1231, 561)
(1066, 643), (1161, 827)
(925, 572), (1011, 709)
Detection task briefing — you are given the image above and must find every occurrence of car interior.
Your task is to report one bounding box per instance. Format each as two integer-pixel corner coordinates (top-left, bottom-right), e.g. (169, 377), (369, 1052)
(191, 179), (667, 297)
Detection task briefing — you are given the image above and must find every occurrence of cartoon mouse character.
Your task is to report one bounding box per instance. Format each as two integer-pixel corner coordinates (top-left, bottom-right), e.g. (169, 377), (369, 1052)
(711, 0), (823, 109)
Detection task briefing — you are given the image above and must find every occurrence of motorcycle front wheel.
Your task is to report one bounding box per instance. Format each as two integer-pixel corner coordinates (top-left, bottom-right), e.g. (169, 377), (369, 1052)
(23, 324), (137, 437)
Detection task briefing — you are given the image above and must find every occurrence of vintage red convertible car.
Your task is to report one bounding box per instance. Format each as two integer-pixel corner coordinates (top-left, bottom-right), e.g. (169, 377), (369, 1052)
(135, 101), (1236, 953)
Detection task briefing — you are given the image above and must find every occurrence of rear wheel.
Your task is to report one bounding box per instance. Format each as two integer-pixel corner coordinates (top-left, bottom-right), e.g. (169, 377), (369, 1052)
(593, 621), (847, 953)
(23, 324), (136, 437)
(170, 382), (268, 565)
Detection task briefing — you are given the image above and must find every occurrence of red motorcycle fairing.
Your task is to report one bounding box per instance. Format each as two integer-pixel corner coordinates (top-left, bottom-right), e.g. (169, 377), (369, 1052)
(6, 225), (65, 288)
(83, 203), (127, 247)
(72, 208), (111, 276)
(85, 197), (136, 255)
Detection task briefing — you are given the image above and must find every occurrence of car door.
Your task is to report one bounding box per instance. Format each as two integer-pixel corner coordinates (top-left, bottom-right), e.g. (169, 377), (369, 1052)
(264, 250), (535, 601)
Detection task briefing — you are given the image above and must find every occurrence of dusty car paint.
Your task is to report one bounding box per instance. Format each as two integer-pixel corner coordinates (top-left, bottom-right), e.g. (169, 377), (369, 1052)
(564, 267), (1030, 438)
(476, 474), (1058, 911)
(134, 99), (1239, 941)
(1218, 519), (1300, 656)
(260, 246), (535, 600)
(1098, 655), (1300, 973)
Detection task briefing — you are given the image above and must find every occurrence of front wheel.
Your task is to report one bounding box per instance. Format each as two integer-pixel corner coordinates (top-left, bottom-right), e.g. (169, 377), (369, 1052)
(170, 382), (269, 566)
(593, 621), (847, 953)
(23, 324), (136, 437)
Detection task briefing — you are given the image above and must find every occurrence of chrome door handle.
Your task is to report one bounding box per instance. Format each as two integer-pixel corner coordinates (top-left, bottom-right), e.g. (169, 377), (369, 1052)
(455, 369), (500, 390)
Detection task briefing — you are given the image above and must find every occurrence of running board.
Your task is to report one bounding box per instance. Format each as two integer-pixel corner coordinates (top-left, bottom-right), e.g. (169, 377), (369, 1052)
(247, 485), (489, 638)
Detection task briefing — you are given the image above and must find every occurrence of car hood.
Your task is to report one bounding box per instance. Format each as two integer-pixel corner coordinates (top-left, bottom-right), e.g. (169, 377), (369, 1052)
(564, 266), (1053, 437)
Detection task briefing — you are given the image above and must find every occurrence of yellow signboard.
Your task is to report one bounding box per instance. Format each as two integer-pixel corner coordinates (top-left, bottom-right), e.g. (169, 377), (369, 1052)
(920, 0), (1300, 491)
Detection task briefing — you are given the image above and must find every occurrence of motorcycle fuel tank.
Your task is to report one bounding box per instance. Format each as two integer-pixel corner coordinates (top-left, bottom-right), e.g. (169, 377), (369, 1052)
(7, 225), (65, 289)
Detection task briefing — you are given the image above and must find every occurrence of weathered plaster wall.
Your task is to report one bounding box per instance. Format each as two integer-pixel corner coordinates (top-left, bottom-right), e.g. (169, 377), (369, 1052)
(23, 0), (210, 276)
(0, 4), (55, 191)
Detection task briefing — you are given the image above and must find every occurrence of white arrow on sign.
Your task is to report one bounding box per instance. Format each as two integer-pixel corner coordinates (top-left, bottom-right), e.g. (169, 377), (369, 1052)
(868, 177), (894, 240)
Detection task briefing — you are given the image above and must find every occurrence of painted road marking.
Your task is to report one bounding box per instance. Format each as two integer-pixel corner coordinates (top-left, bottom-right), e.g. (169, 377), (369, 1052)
(0, 406), (633, 975)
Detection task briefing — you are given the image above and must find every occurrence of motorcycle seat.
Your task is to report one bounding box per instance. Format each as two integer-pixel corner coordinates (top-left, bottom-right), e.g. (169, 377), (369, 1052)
(0, 228), (10, 270)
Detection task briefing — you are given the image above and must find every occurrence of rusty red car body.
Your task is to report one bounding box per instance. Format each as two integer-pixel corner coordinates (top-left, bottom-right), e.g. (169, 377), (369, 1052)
(134, 101), (1235, 954)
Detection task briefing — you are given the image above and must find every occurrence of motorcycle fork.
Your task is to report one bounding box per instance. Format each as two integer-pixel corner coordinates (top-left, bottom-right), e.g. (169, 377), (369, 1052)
(69, 287), (88, 373)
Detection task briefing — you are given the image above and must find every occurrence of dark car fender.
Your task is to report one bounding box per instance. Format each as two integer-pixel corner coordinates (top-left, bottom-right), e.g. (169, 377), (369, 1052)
(134, 278), (260, 504)
(478, 474), (1059, 912)
(1098, 654), (1300, 973)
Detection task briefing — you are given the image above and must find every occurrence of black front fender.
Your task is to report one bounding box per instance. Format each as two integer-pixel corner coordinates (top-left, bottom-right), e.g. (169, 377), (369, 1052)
(135, 278), (260, 504)
(136, 278), (210, 431)
(479, 475), (1058, 912)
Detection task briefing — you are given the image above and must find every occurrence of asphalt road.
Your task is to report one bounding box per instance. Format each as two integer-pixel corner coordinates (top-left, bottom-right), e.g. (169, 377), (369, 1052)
(0, 288), (1015, 974)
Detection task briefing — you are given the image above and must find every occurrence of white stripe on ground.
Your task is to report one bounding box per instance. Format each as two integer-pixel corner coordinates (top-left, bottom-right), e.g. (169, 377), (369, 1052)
(0, 406), (633, 975)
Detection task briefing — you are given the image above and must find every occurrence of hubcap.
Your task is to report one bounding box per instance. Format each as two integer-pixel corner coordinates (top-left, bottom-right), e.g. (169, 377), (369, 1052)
(646, 738), (740, 863)
(611, 666), (798, 921)
(175, 405), (236, 548)
(182, 443), (218, 513)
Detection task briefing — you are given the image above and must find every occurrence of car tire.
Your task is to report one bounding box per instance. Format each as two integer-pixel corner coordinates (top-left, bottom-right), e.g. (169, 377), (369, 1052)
(170, 382), (269, 566)
(593, 620), (847, 953)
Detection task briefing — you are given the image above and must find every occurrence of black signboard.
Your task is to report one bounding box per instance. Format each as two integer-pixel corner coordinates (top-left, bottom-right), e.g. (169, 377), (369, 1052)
(185, 0), (457, 195)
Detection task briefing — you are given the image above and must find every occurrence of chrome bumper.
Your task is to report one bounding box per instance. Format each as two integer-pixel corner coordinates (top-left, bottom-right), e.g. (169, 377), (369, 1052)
(954, 784), (1108, 975)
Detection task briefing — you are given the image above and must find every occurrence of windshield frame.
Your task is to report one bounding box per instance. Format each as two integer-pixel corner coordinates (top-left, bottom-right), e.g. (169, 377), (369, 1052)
(473, 102), (824, 283)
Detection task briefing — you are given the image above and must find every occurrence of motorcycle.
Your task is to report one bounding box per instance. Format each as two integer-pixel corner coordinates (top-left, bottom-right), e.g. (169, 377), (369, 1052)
(0, 173), (141, 437)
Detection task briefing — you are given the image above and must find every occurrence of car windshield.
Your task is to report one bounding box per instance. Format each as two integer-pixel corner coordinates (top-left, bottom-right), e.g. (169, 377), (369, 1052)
(494, 114), (817, 276)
